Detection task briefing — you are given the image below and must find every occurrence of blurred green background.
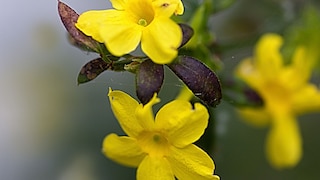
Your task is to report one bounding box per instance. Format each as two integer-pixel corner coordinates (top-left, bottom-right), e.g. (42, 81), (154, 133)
(1, 0), (319, 179)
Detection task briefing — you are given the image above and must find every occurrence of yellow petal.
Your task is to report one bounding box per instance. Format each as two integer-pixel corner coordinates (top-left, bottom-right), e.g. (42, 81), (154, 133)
(266, 114), (302, 169)
(137, 156), (174, 180)
(291, 46), (312, 82)
(237, 107), (271, 127)
(110, 0), (127, 10)
(235, 58), (263, 91)
(99, 11), (142, 56)
(167, 144), (219, 180)
(255, 33), (284, 78)
(75, 10), (112, 43)
(291, 45), (317, 73)
(155, 101), (208, 148)
(292, 84), (320, 114)
(141, 18), (182, 64)
(102, 133), (146, 167)
(135, 94), (160, 131)
(279, 47), (312, 90)
(175, 85), (194, 101)
(153, 0), (184, 17)
(108, 88), (142, 138)
(175, 0), (184, 15)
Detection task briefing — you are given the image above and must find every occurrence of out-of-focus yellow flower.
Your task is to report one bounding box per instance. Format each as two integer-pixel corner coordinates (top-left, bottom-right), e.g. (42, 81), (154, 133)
(103, 88), (219, 180)
(236, 33), (320, 169)
(75, 0), (184, 64)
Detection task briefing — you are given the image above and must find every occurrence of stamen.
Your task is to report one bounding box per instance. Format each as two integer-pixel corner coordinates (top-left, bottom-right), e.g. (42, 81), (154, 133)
(138, 19), (148, 27)
(153, 134), (161, 143)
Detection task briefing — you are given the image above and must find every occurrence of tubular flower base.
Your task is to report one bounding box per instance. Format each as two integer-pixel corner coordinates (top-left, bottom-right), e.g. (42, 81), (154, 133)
(236, 33), (320, 169)
(75, 0), (184, 64)
(103, 88), (219, 180)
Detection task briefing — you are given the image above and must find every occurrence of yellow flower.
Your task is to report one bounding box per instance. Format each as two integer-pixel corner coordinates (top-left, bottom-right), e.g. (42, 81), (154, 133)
(75, 0), (184, 64)
(236, 33), (320, 169)
(103, 88), (219, 180)
(175, 85), (194, 101)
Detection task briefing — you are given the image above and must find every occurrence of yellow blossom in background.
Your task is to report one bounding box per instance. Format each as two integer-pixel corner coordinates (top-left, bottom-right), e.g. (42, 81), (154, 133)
(235, 33), (320, 169)
(75, 0), (184, 64)
(103, 88), (219, 180)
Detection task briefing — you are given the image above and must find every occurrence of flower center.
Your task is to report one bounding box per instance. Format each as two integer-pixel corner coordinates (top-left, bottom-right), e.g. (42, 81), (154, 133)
(262, 81), (291, 112)
(138, 18), (148, 27)
(138, 131), (170, 157)
(127, 0), (155, 27)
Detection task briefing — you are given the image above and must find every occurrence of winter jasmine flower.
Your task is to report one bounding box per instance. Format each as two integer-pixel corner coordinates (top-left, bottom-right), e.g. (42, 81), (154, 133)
(236, 33), (320, 168)
(75, 0), (184, 64)
(103, 88), (219, 180)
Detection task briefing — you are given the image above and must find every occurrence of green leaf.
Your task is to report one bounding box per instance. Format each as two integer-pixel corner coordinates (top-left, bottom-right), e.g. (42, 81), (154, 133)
(283, 6), (320, 69)
(212, 0), (236, 13)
